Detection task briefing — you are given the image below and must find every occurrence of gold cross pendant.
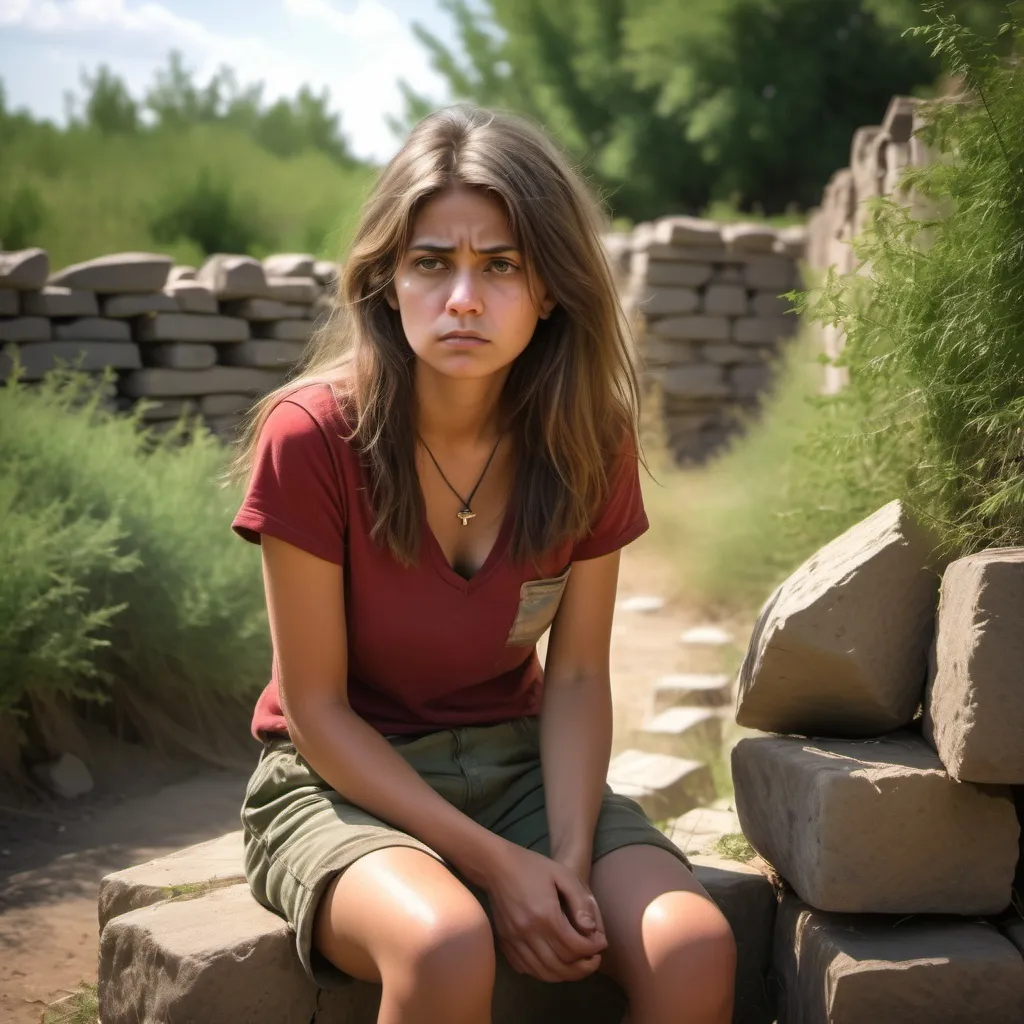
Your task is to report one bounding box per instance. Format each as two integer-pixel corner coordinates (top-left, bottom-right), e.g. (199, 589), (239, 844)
(457, 508), (476, 527)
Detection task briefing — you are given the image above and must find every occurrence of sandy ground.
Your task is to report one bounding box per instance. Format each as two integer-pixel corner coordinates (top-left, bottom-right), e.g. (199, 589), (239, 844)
(0, 538), (745, 1023)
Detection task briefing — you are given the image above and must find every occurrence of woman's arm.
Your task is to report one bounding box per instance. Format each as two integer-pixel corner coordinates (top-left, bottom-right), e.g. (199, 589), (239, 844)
(538, 549), (621, 886)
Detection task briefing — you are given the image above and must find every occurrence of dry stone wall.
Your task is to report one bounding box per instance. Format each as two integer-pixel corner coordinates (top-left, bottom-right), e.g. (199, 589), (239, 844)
(0, 248), (340, 438)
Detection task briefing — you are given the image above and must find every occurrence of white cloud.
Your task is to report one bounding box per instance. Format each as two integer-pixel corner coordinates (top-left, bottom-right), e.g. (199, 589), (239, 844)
(282, 0), (402, 37)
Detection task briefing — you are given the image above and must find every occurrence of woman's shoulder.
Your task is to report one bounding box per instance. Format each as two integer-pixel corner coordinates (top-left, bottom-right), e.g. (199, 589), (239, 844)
(263, 379), (357, 446)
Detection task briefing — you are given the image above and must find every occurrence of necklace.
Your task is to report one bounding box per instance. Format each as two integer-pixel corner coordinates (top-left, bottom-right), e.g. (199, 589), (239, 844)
(419, 433), (503, 527)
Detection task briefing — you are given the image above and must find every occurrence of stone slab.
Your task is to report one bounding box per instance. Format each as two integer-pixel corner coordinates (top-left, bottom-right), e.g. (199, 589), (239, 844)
(22, 285), (99, 318)
(143, 343), (218, 370)
(103, 292), (179, 318)
(733, 317), (792, 345)
(167, 266), (196, 284)
(205, 414), (244, 439)
(732, 732), (1019, 914)
(1, 341), (141, 381)
(254, 318), (315, 342)
(220, 339), (307, 368)
(0, 247), (49, 290)
(53, 316), (132, 342)
(635, 706), (722, 760)
(735, 499), (945, 737)
(49, 252), (172, 293)
(750, 292), (791, 317)
(263, 253), (315, 278)
(606, 749), (714, 820)
(197, 254), (268, 300)
(264, 276), (318, 305)
(667, 806), (742, 857)
(313, 259), (340, 286)
(656, 314), (730, 341)
(704, 284), (749, 316)
(742, 256), (796, 291)
(923, 548), (1024, 783)
(0, 289), (16, 316)
(701, 343), (755, 366)
(653, 216), (724, 247)
(136, 313), (249, 343)
(164, 281), (218, 315)
(774, 894), (1024, 1024)
(630, 253), (713, 288)
(200, 393), (251, 417)
(731, 363), (773, 398)
(645, 243), (742, 264)
(222, 298), (310, 321)
(633, 287), (700, 317)
(119, 367), (285, 398)
(723, 224), (777, 254)
(662, 363), (729, 399)
(652, 673), (732, 713)
(0, 317), (50, 342)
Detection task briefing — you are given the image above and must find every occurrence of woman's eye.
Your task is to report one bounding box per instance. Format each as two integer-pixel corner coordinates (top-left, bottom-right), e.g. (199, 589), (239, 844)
(416, 257), (444, 271)
(490, 259), (517, 274)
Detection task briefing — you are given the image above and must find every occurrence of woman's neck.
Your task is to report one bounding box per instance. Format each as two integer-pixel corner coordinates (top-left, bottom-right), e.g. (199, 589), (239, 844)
(413, 360), (508, 446)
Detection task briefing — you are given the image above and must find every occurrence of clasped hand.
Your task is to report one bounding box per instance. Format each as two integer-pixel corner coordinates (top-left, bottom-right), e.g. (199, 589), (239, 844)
(484, 842), (607, 983)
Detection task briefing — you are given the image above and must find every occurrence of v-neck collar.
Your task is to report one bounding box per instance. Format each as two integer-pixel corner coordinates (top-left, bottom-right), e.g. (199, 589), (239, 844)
(422, 503), (514, 594)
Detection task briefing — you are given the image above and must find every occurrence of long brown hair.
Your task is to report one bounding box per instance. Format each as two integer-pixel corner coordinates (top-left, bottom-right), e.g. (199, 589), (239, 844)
(231, 103), (642, 567)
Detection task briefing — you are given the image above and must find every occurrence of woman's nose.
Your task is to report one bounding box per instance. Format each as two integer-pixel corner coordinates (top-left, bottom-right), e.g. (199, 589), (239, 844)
(445, 270), (483, 316)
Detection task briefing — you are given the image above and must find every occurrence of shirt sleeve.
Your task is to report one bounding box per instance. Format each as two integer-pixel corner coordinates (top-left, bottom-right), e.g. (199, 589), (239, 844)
(569, 433), (649, 562)
(232, 398), (347, 566)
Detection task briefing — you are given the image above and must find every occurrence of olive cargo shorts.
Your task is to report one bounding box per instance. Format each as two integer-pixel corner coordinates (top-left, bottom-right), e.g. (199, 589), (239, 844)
(240, 715), (692, 987)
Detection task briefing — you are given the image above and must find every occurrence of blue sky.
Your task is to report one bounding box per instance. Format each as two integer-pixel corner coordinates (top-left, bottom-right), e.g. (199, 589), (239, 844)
(0, 0), (463, 161)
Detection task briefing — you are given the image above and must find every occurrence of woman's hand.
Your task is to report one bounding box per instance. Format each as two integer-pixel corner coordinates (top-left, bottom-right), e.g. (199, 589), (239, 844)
(482, 841), (607, 983)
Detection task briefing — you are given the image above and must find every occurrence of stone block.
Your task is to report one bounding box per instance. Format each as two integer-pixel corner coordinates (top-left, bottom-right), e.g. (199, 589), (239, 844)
(263, 253), (316, 278)
(49, 252), (172, 293)
(99, 831), (245, 929)
(657, 315), (730, 342)
(164, 281), (218, 315)
(136, 313), (249, 343)
(200, 393), (251, 418)
(652, 673), (732, 713)
(167, 266), (196, 284)
(924, 548), (1024, 783)
(731, 363), (773, 398)
(639, 335), (699, 368)
(742, 257), (796, 292)
(22, 285), (99, 318)
(773, 225), (806, 259)
(131, 397), (194, 422)
(0, 317), (50, 342)
(774, 894), (1024, 1024)
(606, 749), (714, 820)
(735, 499), (944, 736)
(723, 224), (777, 254)
(732, 732), (1019, 914)
(254, 319), (316, 342)
(666, 806), (742, 857)
(701, 343), (753, 366)
(0, 289), (16, 316)
(2, 341), (141, 381)
(103, 292), (179, 318)
(312, 259), (340, 286)
(0, 247), (49, 290)
(143, 343), (218, 370)
(652, 216), (724, 248)
(703, 284), (749, 317)
(119, 367), (286, 398)
(53, 317), (132, 342)
(630, 253), (713, 288)
(636, 707), (722, 759)
(733, 317), (793, 345)
(750, 292), (791, 317)
(882, 95), (917, 145)
(662, 364), (730, 399)
(633, 287), (700, 317)
(691, 855), (776, 1024)
(222, 297), (310, 321)
(1000, 915), (1024, 958)
(221, 340), (307, 368)
(264, 276), (319, 305)
(205, 414), (244, 439)
(645, 243), (739, 263)
(197, 254), (268, 300)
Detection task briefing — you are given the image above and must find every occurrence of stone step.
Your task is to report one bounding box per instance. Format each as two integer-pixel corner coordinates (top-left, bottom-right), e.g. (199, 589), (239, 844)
(732, 731), (1019, 914)
(634, 706), (722, 759)
(774, 894), (1024, 1023)
(666, 804), (742, 858)
(651, 672), (732, 713)
(606, 749), (714, 820)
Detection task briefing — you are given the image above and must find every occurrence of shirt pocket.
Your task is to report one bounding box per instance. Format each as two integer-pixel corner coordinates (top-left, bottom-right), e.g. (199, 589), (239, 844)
(505, 565), (573, 647)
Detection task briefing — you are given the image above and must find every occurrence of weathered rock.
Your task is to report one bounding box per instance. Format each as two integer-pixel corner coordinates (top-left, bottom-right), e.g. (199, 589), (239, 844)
(53, 317), (132, 342)
(733, 317), (792, 345)
(701, 343), (755, 366)
(723, 224), (777, 254)
(99, 832), (245, 929)
(254, 319), (316, 342)
(1000, 914), (1024, 958)
(49, 252), (172, 293)
(742, 256), (796, 292)
(773, 225), (806, 259)
(882, 94), (918, 145)
(735, 499), (944, 736)
(0, 317), (50, 342)
(657, 315), (730, 342)
(0, 247), (49, 290)
(691, 854), (776, 1024)
(312, 259), (340, 287)
(703, 284), (749, 317)
(196, 254), (267, 300)
(774, 894), (1024, 1024)
(0, 289), (16, 316)
(667, 805), (742, 857)
(136, 313), (249, 344)
(30, 752), (93, 799)
(632, 287), (701, 317)
(164, 281), (218, 315)
(205, 414), (244, 439)
(652, 673), (732, 713)
(264, 276), (319, 305)
(143, 343), (218, 371)
(103, 292), (179, 318)
(662, 364), (729, 399)
(130, 397), (193, 422)
(732, 732), (1019, 914)
(750, 292), (791, 317)
(653, 217), (724, 248)
(220, 339), (306, 368)
(731, 363), (773, 398)
(924, 548), (1024, 783)
(636, 707), (722, 760)
(200, 393), (251, 418)
(2, 341), (141, 381)
(167, 266), (196, 284)
(606, 749), (714, 820)
(640, 336), (699, 368)
(22, 286), (99, 318)
(119, 367), (285, 398)
(263, 253), (316, 278)
(630, 253), (713, 288)
(222, 297), (310, 321)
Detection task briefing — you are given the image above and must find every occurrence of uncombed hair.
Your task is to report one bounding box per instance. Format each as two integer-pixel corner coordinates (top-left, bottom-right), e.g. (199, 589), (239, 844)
(230, 103), (642, 567)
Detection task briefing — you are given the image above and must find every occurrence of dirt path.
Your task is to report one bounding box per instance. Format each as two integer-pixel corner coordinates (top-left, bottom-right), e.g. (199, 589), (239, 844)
(0, 539), (740, 1024)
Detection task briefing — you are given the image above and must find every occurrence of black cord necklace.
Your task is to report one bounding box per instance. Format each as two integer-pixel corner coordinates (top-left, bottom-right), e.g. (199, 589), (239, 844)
(419, 433), (503, 527)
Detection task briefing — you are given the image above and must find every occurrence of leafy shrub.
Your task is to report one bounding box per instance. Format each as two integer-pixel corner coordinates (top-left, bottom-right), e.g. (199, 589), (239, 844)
(0, 181), (46, 249)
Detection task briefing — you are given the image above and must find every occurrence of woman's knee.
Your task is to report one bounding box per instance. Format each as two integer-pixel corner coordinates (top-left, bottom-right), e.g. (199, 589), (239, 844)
(395, 897), (496, 990)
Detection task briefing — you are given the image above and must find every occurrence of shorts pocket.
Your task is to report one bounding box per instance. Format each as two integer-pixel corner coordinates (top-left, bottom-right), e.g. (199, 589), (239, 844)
(505, 565), (572, 647)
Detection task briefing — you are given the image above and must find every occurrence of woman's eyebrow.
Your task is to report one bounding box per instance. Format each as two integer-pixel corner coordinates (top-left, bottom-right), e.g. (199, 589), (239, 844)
(408, 241), (520, 255)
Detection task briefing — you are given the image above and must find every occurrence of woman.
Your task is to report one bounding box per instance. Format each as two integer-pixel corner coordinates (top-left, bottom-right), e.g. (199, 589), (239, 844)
(231, 103), (736, 1024)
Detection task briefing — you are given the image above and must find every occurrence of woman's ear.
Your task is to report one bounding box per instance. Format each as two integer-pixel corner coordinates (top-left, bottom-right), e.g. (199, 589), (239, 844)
(385, 285), (399, 311)
(539, 294), (557, 320)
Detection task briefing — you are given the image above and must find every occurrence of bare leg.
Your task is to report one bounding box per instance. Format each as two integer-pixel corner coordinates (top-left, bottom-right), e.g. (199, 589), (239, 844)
(312, 846), (496, 1024)
(591, 845), (735, 1024)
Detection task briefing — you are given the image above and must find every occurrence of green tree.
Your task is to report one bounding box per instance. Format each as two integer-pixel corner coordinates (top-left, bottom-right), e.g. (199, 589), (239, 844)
(80, 65), (139, 134)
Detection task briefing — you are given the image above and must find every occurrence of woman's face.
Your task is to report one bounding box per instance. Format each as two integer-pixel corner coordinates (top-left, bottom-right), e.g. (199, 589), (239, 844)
(387, 185), (556, 381)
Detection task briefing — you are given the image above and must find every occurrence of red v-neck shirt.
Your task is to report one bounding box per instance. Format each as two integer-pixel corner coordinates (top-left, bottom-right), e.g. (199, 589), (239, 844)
(232, 383), (649, 739)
